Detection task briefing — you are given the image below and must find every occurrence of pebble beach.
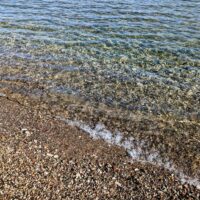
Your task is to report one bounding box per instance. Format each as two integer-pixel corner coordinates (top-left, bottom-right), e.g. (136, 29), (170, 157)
(0, 95), (200, 199)
(0, 0), (200, 199)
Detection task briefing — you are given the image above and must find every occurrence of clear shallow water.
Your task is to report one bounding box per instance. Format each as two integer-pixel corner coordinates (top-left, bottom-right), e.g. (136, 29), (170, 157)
(0, 0), (200, 183)
(0, 0), (200, 119)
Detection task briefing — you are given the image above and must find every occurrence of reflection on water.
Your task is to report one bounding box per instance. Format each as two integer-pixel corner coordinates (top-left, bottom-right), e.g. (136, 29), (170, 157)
(0, 0), (200, 182)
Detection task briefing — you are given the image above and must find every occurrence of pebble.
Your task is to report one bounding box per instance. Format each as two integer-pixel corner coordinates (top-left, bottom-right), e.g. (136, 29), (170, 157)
(115, 181), (122, 187)
(47, 153), (53, 157)
(0, 93), (6, 97)
(0, 97), (200, 199)
(135, 168), (140, 172)
(54, 155), (59, 159)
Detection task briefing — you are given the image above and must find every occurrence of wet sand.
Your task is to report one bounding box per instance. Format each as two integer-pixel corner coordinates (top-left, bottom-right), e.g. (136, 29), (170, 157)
(0, 95), (200, 199)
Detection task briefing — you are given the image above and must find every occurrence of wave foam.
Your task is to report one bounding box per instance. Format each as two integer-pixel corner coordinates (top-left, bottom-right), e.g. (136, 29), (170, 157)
(57, 117), (200, 189)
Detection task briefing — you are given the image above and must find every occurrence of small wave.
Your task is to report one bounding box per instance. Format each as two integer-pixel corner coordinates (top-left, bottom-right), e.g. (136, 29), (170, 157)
(56, 116), (200, 189)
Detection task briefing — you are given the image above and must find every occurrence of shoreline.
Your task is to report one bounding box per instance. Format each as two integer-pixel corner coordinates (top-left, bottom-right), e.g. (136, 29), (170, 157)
(0, 96), (200, 199)
(0, 84), (200, 178)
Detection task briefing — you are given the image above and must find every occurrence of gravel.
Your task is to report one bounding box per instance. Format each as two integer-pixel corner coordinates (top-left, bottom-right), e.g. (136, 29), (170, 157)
(0, 97), (200, 199)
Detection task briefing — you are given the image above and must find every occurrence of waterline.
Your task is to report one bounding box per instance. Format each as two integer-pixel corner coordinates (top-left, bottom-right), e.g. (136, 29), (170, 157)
(56, 116), (200, 189)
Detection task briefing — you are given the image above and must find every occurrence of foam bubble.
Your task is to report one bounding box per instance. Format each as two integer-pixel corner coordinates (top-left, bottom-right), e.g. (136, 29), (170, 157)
(56, 116), (200, 189)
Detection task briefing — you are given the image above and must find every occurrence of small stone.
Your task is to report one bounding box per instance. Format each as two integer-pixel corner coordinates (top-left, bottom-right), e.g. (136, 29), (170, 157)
(7, 147), (14, 153)
(34, 140), (37, 144)
(21, 128), (28, 134)
(0, 93), (6, 97)
(115, 181), (122, 187)
(21, 128), (31, 136)
(76, 173), (81, 179)
(44, 171), (49, 176)
(47, 153), (53, 157)
(26, 131), (31, 137)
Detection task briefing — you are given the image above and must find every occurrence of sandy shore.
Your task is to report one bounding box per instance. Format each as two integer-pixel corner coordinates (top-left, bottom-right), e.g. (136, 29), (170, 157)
(0, 96), (200, 199)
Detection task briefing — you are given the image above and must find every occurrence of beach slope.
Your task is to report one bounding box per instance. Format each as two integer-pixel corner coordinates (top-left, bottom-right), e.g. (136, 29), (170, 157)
(0, 97), (199, 199)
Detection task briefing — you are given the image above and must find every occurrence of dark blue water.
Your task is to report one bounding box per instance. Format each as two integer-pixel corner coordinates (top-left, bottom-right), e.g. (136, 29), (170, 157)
(0, 0), (199, 119)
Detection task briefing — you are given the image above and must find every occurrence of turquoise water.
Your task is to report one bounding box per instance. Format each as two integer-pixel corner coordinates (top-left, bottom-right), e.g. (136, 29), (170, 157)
(0, 0), (199, 119)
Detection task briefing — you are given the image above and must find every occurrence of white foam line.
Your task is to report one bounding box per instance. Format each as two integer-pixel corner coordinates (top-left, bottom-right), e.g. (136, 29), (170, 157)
(57, 116), (200, 189)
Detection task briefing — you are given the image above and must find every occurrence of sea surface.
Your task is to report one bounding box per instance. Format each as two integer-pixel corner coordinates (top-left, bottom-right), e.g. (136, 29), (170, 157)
(0, 0), (200, 185)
